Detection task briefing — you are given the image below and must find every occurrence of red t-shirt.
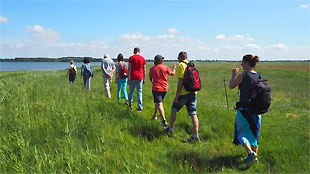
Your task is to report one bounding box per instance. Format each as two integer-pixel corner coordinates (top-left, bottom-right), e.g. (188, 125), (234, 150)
(149, 64), (173, 91)
(129, 54), (146, 80)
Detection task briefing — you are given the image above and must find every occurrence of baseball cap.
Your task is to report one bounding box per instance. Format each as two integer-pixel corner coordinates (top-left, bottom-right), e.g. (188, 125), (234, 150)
(155, 55), (164, 61)
(154, 55), (164, 65)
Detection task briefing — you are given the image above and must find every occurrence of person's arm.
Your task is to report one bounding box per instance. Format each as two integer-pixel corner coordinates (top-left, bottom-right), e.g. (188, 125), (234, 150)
(169, 64), (176, 76)
(127, 63), (131, 84)
(149, 69), (153, 82)
(143, 64), (146, 84)
(81, 65), (84, 77)
(174, 78), (184, 104)
(90, 65), (94, 78)
(229, 68), (243, 89)
(109, 64), (116, 78)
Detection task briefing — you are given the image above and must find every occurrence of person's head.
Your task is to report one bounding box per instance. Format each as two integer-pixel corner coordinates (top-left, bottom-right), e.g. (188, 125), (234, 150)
(154, 55), (164, 65)
(70, 60), (74, 65)
(242, 54), (259, 68)
(83, 58), (90, 64)
(104, 53), (110, 59)
(117, 53), (124, 62)
(177, 51), (187, 62)
(133, 47), (140, 54)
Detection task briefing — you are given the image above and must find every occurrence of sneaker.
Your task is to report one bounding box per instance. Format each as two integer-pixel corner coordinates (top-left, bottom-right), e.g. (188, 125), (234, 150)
(124, 100), (129, 105)
(136, 108), (143, 111)
(244, 156), (258, 162)
(151, 114), (158, 120)
(165, 127), (174, 134)
(247, 151), (257, 167)
(161, 120), (168, 127)
(187, 135), (201, 143)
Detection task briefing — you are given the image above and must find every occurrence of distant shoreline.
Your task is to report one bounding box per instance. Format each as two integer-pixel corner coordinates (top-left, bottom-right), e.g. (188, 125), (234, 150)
(0, 57), (309, 62)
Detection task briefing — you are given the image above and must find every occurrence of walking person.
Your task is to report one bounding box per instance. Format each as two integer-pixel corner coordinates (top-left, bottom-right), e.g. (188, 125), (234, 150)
(67, 60), (77, 84)
(128, 47), (146, 111)
(166, 51), (200, 142)
(115, 53), (129, 103)
(229, 54), (262, 167)
(81, 58), (94, 90)
(101, 54), (115, 98)
(149, 55), (176, 127)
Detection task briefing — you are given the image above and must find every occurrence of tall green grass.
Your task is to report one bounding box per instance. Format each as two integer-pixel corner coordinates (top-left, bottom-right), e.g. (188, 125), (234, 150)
(0, 62), (309, 173)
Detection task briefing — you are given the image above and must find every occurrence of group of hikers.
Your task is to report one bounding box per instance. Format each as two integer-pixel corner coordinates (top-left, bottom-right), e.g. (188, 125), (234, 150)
(67, 47), (270, 167)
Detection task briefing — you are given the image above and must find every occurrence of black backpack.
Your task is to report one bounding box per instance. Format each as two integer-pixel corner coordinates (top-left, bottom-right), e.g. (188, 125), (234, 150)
(69, 67), (76, 76)
(245, 71), (271, 114)
(183, 62), (201, 92)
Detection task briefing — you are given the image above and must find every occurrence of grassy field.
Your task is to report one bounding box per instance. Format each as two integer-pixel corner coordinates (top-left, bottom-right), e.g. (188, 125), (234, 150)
(0, 62), (309, 173)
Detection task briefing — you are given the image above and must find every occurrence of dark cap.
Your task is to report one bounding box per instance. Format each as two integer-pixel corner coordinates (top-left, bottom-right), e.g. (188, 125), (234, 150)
(154, 55), (164, 65)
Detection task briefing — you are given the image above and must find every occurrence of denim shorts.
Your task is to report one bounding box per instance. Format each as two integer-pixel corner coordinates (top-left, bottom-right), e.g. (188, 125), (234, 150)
(171, 92), (197, 116)
(152, 90), (167, 103)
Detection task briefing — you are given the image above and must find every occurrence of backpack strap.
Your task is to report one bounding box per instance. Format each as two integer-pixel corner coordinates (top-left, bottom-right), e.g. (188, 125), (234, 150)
(118, 62), (123, 68)
(245, 71), (260, 83)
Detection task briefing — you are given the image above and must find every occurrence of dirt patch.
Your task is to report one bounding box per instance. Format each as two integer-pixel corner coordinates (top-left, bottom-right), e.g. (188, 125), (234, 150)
(286, 113), (300, 119)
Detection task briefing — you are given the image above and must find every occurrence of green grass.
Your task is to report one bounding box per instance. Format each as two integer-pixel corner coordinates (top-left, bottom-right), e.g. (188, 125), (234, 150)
(0, 62), (309, 173)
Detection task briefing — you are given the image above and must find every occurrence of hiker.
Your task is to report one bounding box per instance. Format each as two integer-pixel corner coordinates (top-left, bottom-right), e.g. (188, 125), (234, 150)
(149, 55), (176, 127)
(67, 60), (77, 84)
(115, 53), (128, 103)
(128, 47), (146, 111)
(101, 53), (115, 98)
(166, 51), (200, 142)
(81, 57), (94, 90)
(229, 54), (261, 167)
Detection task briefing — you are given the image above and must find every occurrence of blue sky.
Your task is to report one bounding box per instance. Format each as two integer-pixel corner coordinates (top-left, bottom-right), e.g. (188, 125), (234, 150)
(0, 0), (309, 60)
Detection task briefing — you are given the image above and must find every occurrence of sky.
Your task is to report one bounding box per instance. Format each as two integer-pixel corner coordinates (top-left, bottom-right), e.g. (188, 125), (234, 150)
(0, 0), (309, 60)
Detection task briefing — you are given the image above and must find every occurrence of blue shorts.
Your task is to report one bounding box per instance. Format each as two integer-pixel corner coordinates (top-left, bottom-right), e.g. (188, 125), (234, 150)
(171, 92), (197, 116)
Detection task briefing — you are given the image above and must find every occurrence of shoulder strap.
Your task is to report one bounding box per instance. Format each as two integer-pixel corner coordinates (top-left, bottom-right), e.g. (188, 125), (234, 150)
(245, 71), (260, 83)
(118, 62), (123, 68)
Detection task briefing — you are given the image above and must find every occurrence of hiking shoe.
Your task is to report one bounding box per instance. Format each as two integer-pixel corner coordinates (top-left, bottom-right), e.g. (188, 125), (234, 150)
(247, 151), (257, 167)
(124, 100), (129, 106)
(151, 114), (158, 120)
(244, 156), (259, 163)
(165, 127), (174, 134)
(187, 136), (201, 143)
(161, 120), (168, 127)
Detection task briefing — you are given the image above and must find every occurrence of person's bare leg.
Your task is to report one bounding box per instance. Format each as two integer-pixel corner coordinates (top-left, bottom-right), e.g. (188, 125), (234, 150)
(191, 114), (199, 136)
(158, 102), (166, 121)
(169, 110), (177, 129)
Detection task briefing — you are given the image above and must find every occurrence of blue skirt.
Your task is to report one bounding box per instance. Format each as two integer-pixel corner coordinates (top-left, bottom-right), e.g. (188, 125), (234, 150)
(233, 108), (261, 146)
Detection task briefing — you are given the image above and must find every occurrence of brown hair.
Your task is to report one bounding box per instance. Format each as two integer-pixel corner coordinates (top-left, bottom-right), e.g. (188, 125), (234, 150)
(178, 51), (187, 60)
(242, 54), (259, 67)
(117, 53), (124, 62)
(133, 47), (140, 54)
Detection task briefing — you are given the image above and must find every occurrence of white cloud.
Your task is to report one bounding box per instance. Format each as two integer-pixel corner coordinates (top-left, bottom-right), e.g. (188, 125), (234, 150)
(244, 44), (260, 49)
(25, 25), (61, 43)
(9, 43), (25, 48)
(216, 34), (254, 41)
(265, 43), (288, 49)
(216, 34), (226, 39)
(0, 16), (9, 23)
(299, 4), (309, 8)
(2, 28), (310, 60)
(167, 28), (180, 34)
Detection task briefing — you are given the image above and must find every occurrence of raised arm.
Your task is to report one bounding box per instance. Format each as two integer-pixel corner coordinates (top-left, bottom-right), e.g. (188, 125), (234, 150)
(229, 68), (243, 89)
(169, 64), (176, 76)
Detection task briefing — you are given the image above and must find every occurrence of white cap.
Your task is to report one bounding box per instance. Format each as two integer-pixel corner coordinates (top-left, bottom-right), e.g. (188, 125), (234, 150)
(104, 54), (110, 58)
